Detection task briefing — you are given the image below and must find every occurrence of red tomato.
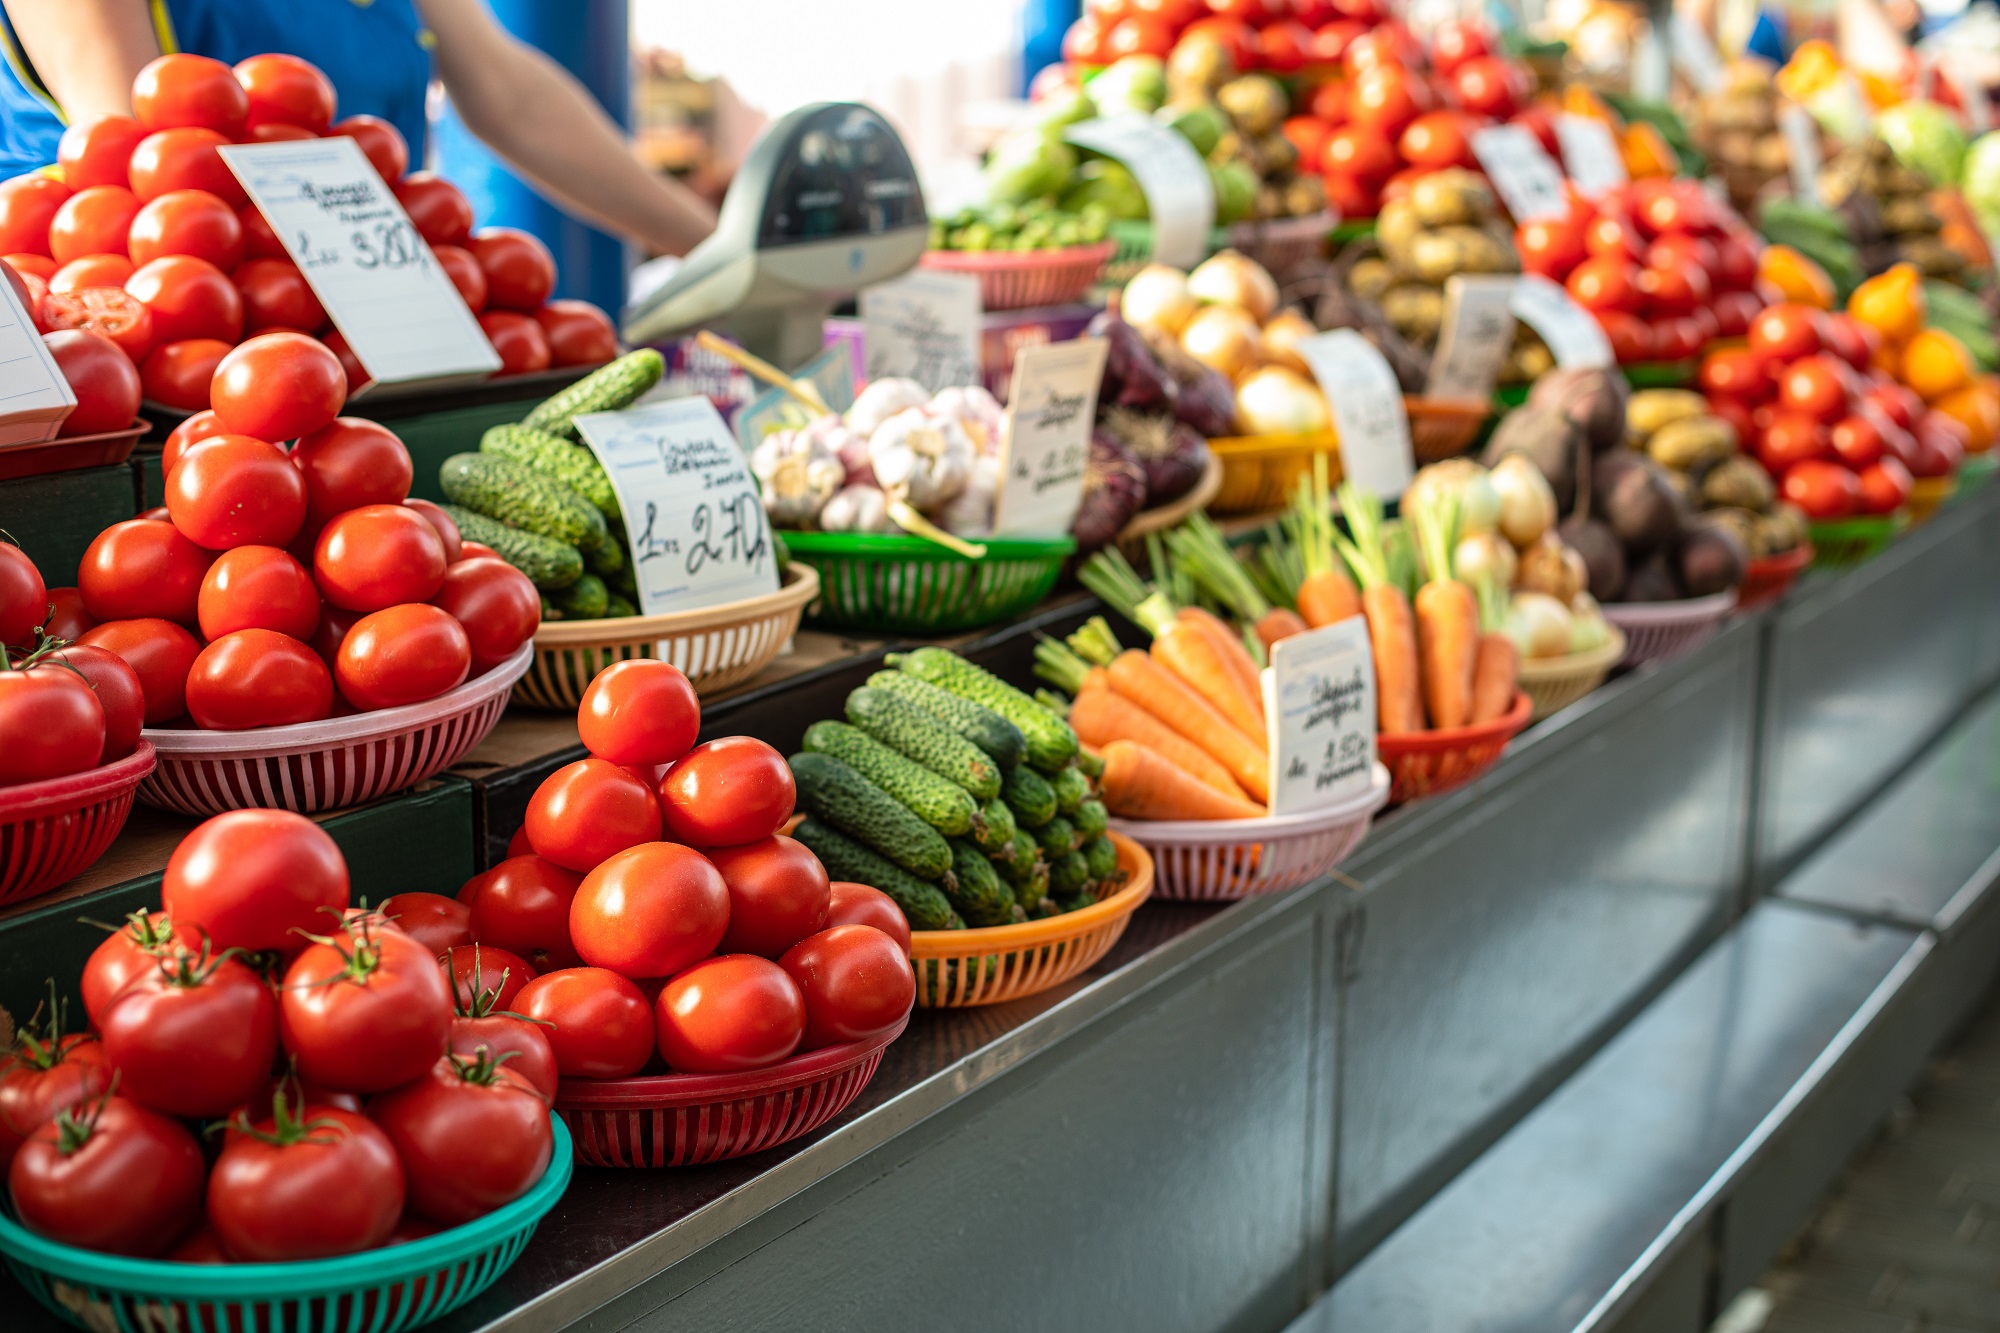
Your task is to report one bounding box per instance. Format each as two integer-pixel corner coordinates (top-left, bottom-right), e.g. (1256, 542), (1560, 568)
(57, 117), (147, 190)
(77, 618), (199, 724)
(443, 942), (538, 1013)
(126, 254), (241, 342)
(234, 257), (325, 333)
(127, 128), (243, 205)
(80, 911), (187, 1026)
(162, 807), (349, 951)
(0, 1034), (113, 1170)
(233, 54), (335, 134)
(1430, 18), (1491, 72)
(3, 258), (48, 329)
(0, 174), (69, 256)
(534, 299), (618, 366)
(467, 855), (586, 974)
(1341, 27), (1408, 72)
(288, 421), (411, 532)
(570, 842), (729, 979)
(40, 586), (92, 644)
(431, 556), (538, 672)
(1856, 457), (1913, 514)
(449, 1014), (557, 1100)
(1776, 354), (1851, 423)
(125, 188), (240, 270)
(478, 309), (552, 375)
(42, 286), (153, 360)
(1908, 414), (1967, 479)
(1106, 14), (1174, 57)
(1862, 381), (1923, 431)
(1781, 459), (1860, 519)
(334, 603), (469, 710)
(391, 172), (473, 246)
(1712, 289), (1762, 338)
(244, 123), (316, 144)
(658, 737), (796, 849)
(0, 542), (43, 648)
(313, 503), (446, 611)
(329, 115), (409, 182)
(378, 892), (472, 954)
(98, 947), (277, 1117)
(1451, 55), (1526, 118)
(133, 54), (248, 135)
(207, 1101), (404, 1260)
(576, 659), (700, 767)
(431, 243), (487, 312)
(47, 185), (139, 266)
(210, 332), (346, 440)
(1634, 181), (1712, 238)
(468, 229), (555, 313)
(1566, 255), (1640, 313)
(1820, 312), (1879, 371)
(779, 925), (914, 1050)
(1583, 213), (1642, 260)
(1709, 233), (1758, 290)
(1637, 260), (1710, 317)
(141, 338), (231, 411)
(167, 435), (307, 550)
(0, 662), (101, 785)
(160, 408), (225, 475)
(1318, 169), (1380, 219)
(515, 966), (654, 1078)
(78, 519), (209, 624)
(1650, 316), (1707, 363)
(1346, 64), (1429, 134)
(654, 954), (804, 1073)
(368, 1050), (551, 1224)
(1515, 216), (1586, 279)
(43, 643), (144, 762)
(9, 1096), (204, 1256)
(1758, 411), (1833, 472)
(49, 254), (132, 293)
(185, 629), (335, 729)
(1593, 309), (1653, 364)
(238, 202), (285, 260)
(41, 328), (141, 436)
(822, 881), (912, 953)
(1646, 233), (1718, 285)
(710, 836), (831, 960)
(525, 757), (663, 872)
(1699, 347), (1772, 402)
(1395, 112), (1473, 169)
(1320, 125), (1398, 182)
(1748, 303), (1823, 364)
(281, 916), (452, 1091)
(1829, 413), (1887, 469)
(1256, 19), (1314, 70)
(1062, 13), (1111, 64)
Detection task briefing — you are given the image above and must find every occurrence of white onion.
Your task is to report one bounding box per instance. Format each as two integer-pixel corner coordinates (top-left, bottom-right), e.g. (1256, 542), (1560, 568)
(1490, 454), (1556, 549)
(1506, 591), (1574, 659)
(1569, 593), (1611, 652)
(1260, 309), (1317, 376)
(1181, 305), (1264, 381)
(1187, 249), (1279, 323)
(1122, 264), (1200, 335)
(1235, 366), (1331, 436)
(1452, 531), (1517, 588)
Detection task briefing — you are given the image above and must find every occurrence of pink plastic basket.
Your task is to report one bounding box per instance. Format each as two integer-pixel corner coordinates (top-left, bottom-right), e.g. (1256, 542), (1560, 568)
(1602, 590), (1737, 667)
(0, 744), (155, 908)
(137, 644), (532, 817)
(553, 1016), (907, 1168)
(918, 241), (1116, 310)
(1108, 763), (1388, 901)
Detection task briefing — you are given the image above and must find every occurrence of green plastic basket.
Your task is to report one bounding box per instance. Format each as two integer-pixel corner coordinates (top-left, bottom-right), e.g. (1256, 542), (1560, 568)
(0, 1116), (572, 1333)
(1492, 384), (1530, 410)
(1329, 219), (1377, 245)
(781, 531), (1074, 636)
(1622, 359), (1699, 389)
(1807, 513), (1907, 569)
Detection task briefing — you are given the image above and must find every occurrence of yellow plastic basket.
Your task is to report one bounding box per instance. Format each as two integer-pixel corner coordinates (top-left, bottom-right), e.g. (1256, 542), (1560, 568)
(1206, 431), (1342, 515)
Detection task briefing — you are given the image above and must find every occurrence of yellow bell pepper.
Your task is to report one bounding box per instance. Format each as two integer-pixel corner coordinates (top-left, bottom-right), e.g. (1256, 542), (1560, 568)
(1758, 245), (1837, 309)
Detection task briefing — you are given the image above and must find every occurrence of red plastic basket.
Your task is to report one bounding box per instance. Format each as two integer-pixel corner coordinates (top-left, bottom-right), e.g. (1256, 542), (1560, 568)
(1601, 590), (1737, 666)
(0, 744), (154, 909)
(1736, 542), (1813, 610)
(553, 1016), (907, 1168)
(918, 241), (1116, 311)
(0, 420), (145, 482)
(1377, 691), (1532, 805)
(138, 644), (531, 817)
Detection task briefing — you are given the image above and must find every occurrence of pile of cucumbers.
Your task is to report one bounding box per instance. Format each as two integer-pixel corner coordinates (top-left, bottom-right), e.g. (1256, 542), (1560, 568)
(788, 647), (1121, 933)
(438, 349), (663, 624)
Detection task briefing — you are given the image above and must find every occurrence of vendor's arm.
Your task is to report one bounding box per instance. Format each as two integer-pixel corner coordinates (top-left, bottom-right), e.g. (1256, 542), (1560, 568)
(416, 0), (717, 256)
(2, 0), (159, 124)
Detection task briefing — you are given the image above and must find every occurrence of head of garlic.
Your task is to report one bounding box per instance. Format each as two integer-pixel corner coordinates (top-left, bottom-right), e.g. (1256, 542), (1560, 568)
(751, 428), (845, 527)
(938, 454), (999, 537)
(868, 407), (975, 513)
(818, 484), (896, 534)
(845, 377), (931, 437)
(803, 413), (873, 486)
(928, 385), (1004, 455)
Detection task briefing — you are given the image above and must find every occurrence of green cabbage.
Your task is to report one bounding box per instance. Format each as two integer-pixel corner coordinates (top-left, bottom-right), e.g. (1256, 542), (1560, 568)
(1961, 131), (2000, 233)
(1877, 100), (1967, 186)
(984, 130), (1078, 206)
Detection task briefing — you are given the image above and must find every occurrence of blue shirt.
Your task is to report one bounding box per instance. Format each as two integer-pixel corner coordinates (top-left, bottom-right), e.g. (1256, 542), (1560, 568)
(0, 0), (433, 177)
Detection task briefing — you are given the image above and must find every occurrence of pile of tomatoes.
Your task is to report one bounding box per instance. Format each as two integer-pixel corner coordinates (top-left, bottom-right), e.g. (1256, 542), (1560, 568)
(0, 809), (555, 1261)
(1515, 177), (1768, 365)
(0, 51), (616, 418)
(0, 542), (146, 788)
(1698, 303), (1966, 520)
(410, 660), (916, 1081)
(46, 330), (539, 732)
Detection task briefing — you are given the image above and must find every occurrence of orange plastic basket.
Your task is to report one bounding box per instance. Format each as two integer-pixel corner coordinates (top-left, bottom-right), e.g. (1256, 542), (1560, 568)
(909, 831), (1153, 1007)
(917, 241), (1116, 311)
(1377, 690), (1532, 805)
(1404, 397), (1490, 464)
(1206, 431), (1342, 515)
(1736, 541), (1813, 610)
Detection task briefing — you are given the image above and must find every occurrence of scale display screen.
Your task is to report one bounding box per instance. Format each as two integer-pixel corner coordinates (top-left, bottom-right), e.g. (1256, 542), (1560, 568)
(758, 105), (923, 247)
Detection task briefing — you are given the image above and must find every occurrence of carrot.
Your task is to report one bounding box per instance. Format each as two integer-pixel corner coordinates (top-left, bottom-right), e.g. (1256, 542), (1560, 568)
(1161, 522), (1275, 720)
(1470, 574), (1519, 723)
(1099, 740), (1266, 821)
(1108, 649), (1270, 802)
(1289, 453), (1364, 627)
(1408, 489), (1478, 730)
(1255, 606), (1309, 651)
(1070, 688), (1251, 800)
(1333, 481), (1426, 734)
(1172, 605), (1266, 729)
(1296, 568), (1362, 628)
(1154, 624), (1262, 741)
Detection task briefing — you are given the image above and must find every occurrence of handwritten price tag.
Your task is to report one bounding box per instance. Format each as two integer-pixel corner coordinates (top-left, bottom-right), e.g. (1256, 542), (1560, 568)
(1508, 275), (1613, 370)
(992, 337), (1108, 538)
(1777, 103), (1825, 207)
(1263, 618), (1377, 816)
(0, 269), (74, 446)
(220, 138), (500, 392)
(1470, 124), (1570, 223)
(1426, 276), (1517, 403)
(858, 269), (983, 393)
(1670, 14), (1727, 96)
(1065, 115), (1215, 268)
(1295, 329), (1412, 500)
(1554, 114), (1628, 198)
(573, 397), (779, 615)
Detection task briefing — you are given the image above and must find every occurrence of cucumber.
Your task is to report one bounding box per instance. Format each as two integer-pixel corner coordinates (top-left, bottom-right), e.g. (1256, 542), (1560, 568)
(1073, 799), (1108, 839)
(604, 593), (638, 618)
(444, 506), (583, 589)
(609, 559), (637, 598)
(539, 594), (560, 621)
(991, 827), (1039, 883)
(789, 752), (953, 881)
(802, 720), (976, 837)
(550, 573), (608, 620)
(1034, 815), (1079, 859)
(845, 687), (1001, 800)
(1083, 834), (1118, 881)
(866, 670), (1025, 769)
(585, 533), (624, 578)
(970, 796), (1015, 853)
(887, 647), (1078, 771)
(439, 453), (609, 554)
(520, 349), (665, 441)
(792, 818), (962, 931)
(1002, 765), (1058, 828)
(1049, 849), (1089, 898)
(1013, 858), (1050, 914)
(1052, 765), (1090, 814)
(480, 423), (620, 519)
(946, 838), (1015, 927)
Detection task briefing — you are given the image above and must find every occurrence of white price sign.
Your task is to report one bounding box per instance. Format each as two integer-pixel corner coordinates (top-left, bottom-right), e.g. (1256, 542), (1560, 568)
(1508, 275), (1613, 370)
(1670, 14), (1728, 96)
(1262, 618), (1377, 816)
(858, 269), (983, 393)
(574, 396), (780, 615)
(1554, 114), (1628, 198)
(1426, 276), (1517, 403)
(0, 269), (73, 446)
(1777, 103), (1825, 207)
(220, 138), (500, 393)
(1295, 329), (1413, 500)
(1065, 115), (1215, 268)
(992, 337), (1108, 538)
(1471, 124), (1570, 223)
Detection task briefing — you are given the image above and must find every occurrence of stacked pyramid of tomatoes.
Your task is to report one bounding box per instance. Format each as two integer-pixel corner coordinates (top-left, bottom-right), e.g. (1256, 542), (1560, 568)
(62, 332), (538, 731)
(0, 52), (616, 425)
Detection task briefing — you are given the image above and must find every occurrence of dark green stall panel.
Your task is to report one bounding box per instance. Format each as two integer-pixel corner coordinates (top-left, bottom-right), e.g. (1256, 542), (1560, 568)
(0, 463), (142, 585)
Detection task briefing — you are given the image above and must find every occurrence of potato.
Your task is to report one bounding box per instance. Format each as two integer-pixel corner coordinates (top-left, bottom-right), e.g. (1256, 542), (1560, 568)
(1701, 455), (1776, 511)
(1882, 197), (1942, 235)
(1408, 169), (1493, 228)
(1626, 389), (1709, 439)
(1647, 415), (1737, 472)
(1348, 256), (1396, 302)
(1376, 199), (1422, 259)
(1758, 503), (1809, 554)
(1381, 284), (1444, 345)
(1703, 506), (1763, 558)
(1751, 134), (1791, 173)
(1408, 227), (1513, 282)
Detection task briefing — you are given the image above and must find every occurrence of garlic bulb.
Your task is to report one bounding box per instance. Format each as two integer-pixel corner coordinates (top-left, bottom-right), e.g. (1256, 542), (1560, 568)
(803, 413), (873, 486)
(750, 428), (844, 526)
(938, 454), (999, 537)
(818, 484), (896, 533)
(927, 385), (1004, 455)
(845, 378), (931, 436)
(868, 408), (975, 512)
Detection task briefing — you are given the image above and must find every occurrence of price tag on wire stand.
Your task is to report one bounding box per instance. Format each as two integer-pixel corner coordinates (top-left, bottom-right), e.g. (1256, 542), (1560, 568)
(1508, 275), (1614, 370)
(1777, 103), (1826, 207)
(573, 396), (779, 616)
(0, 270), (73, 446)
(1554, 114), (1628, 198)
(858, 269), (983, 393)
(1295, 329), (1413, 500)
(1426, 275), (1518, 403)
(992, 336), (1108, 538)
(220, 138), (500, 394)
(1470, 124), (1570, 223)
(1262, 617), (1377, 816)
(1065, 115), (1215, 268)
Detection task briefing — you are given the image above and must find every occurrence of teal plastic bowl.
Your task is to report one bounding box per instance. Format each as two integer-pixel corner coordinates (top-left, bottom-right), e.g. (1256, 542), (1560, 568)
(0, 1115), (571, 1333)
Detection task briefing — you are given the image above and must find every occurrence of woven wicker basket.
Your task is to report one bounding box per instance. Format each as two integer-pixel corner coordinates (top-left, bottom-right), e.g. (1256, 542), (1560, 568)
(1515, 630), (1626, 721)
(1207, 431), (1342, 515)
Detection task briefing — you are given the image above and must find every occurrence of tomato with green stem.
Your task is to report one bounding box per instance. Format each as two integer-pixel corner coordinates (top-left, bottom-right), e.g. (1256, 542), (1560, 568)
(80, 910), (187, 1025)
(8, 1093), (205, 1256)
(98, 943), (278, 1118)
(0, 985), (114, 1169)
(0, 648), (104, 785)
(441, 942), (538, 1013)
(0, 542), (44, 648)
(379, 891), (472, 953)
(280, 915), (453, 1092)
(208, 1094), (404, 1260)
(370, 1049), (553, 1223)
